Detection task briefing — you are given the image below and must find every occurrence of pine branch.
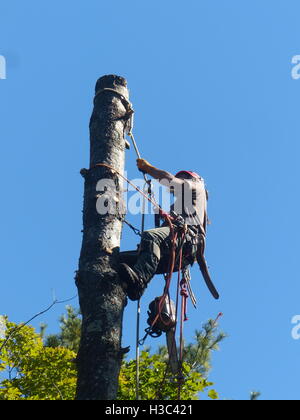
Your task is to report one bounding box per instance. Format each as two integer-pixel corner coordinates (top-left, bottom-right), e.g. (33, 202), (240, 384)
(0, 295), (77, 355)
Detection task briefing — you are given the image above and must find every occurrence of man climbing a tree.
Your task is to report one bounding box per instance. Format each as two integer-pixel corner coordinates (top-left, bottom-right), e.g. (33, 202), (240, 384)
(120, 158), (218, 301)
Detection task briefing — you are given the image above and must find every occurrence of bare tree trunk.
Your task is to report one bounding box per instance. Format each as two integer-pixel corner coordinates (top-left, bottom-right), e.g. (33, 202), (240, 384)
(75, 75), (129, 400)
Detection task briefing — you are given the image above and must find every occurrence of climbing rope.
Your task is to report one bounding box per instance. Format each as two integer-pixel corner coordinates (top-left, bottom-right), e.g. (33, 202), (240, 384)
(123, 219), (142, 237)
(135, 180), (152, 400)
(125, 109), (154, 400)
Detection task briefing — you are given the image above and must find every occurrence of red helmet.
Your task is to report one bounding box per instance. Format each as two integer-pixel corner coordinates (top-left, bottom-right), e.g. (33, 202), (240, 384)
(175, 170), (202, 180)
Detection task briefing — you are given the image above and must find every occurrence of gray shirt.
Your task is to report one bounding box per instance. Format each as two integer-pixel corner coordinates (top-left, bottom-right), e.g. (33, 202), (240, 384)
(160, 177), (208, 233)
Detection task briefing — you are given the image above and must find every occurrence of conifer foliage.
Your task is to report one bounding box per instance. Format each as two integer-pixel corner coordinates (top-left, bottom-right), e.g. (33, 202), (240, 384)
(0, 307), (225, 400)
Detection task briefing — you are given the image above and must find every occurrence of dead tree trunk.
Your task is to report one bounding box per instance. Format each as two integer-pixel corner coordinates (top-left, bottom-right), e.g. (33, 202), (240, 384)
(75, 75), (129, 400)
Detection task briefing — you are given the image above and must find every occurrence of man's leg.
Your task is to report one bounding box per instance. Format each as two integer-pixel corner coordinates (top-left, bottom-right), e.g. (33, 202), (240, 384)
(120, 227), (170, 301)
(134, 226), (170, 282)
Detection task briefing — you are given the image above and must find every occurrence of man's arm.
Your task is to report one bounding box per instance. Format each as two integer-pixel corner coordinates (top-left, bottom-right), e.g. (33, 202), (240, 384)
(136, 158), (183, 187)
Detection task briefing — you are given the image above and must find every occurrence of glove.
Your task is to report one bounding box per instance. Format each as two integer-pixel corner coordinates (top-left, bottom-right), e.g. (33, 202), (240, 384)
(136, 158), (153, 173)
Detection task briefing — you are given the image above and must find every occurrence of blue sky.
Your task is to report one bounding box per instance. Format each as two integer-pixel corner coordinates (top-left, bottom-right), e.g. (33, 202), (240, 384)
(1, 0), (300, 400)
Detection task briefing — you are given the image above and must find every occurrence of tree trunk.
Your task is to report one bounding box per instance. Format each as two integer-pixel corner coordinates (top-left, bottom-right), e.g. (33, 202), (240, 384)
(75, 75), (129, 400)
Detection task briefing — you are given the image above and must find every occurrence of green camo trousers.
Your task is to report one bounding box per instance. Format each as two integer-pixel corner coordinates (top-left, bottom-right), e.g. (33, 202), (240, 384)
(133, 227), (171, 283)
(133, 225), (197, 284)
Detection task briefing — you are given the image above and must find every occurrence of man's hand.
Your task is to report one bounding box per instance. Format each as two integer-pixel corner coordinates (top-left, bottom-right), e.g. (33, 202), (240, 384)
(136, 159), (174, 183)
(137, 158), (153, 173)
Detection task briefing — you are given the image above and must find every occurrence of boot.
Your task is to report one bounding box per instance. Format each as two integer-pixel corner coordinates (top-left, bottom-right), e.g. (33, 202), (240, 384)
(120, 238), (161, 301)
(119, 263), (146, 301)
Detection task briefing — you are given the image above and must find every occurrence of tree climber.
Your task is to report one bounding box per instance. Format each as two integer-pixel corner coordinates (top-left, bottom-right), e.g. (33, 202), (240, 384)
(120, 158), (217, 301)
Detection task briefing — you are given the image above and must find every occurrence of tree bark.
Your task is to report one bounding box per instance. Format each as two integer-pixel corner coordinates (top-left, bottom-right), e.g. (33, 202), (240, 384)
(75, 75), (129, 400)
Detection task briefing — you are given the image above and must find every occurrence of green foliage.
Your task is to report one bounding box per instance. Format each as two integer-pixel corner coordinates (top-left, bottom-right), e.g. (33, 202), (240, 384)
(208, 389), (219, 400)
(118, 350), (218, 400)
(158, 319), (226, 378)
(43, 306), (81, 353)
(0, 307), (225, 400)
(119, 317), (225, 400)
(250, 391), (261, 400)
(118, 318), (225, 401)
(0, 320), (77, 400)
(183, 320), (227, 376)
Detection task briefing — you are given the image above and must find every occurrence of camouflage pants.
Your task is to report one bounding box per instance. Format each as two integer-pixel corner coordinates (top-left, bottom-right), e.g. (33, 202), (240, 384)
(133, 226), (196, 283)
